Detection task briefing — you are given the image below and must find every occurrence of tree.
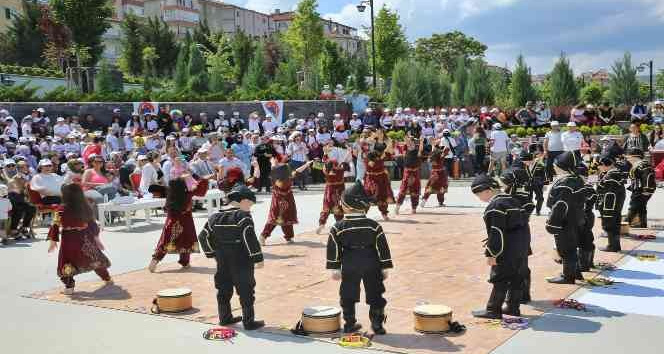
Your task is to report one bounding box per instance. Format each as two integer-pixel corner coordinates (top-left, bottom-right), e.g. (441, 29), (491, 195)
(533, 78), (551, 103)
(353, 55), (370, 92)
(95, 59), (121, 94)
(438, 74), (452, 107)
(656, 69), (664, 98)
(187, 44), (209, 94)
(242, 41), (268, 92)
(414, 31), (487, 74)
(608, 52), (640, 105)
(464, 60), (493, 106)
(275, 59), (298, 87)
(415, 63), (432, 108)
(142, 46), (158, 91)
(373, 6), (409, 80)
(173, 36), (191, 92)
(549, 53), (578, 106)
(141, 17), (177, 77)
(319, 40), (346, 87)
(2, 0), (46, 66)
(388, 59), (416, 107)
(49, 0), (112, 65)
(193, 20), (215, 53)
(231, 30), (254, 84)
(284, 0), (324, 88)
(119, 13), (144, 77)
(451, 56), (467, 106)
(206, 35), (234, 93)
(510, 54), (535, 107)
(580, 82), (605, 105)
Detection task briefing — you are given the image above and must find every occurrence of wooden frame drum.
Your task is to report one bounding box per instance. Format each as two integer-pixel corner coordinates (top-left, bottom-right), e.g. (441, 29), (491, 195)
(301, 306), (341, 334)
(414, 304), (452, 334)
(156, 288), (192, 313)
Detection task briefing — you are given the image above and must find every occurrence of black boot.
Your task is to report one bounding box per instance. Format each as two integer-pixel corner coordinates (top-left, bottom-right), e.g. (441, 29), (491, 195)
(602, 232), (621, 252)
(472, 285), (507, 319)
(547, 259), (576, 284)
(587, 249), (595, 269)
(577, 249), (589, 272)
(342, 304), (362, 333)
(521, 274), (532, 304)
(502, 289), (522, 316)
(641, 209), (648, 228)
(242, 305), (265, 330)
(218, 301), (242, 325)
(369, 307), (387, 335)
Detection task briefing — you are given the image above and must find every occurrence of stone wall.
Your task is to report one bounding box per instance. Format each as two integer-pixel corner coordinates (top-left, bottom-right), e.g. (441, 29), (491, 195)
(1, 100), (349, 125)
(1, 74), (143, 97)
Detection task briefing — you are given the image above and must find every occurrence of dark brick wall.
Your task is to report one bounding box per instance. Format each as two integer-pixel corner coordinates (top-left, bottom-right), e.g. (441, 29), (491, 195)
(1, 100), (349, 126)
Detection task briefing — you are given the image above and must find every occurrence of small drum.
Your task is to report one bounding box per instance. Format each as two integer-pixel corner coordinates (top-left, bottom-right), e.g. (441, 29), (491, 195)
(620, 222), (630, 235)
(414, 304), (452, 334)
(301, 306), (341, 334)
(155, 288), (192, 313)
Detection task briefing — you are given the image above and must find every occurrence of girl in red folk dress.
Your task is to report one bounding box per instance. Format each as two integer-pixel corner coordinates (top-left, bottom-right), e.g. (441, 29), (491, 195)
(422, 146), (449, 207)
(395, 137), (424, 215)
(48, 183), (112, 295)
(260, 156), (313, 245)
(149, 177), (209, 272)
(364, 141), (395, 221)
(316, 141), (349, 234)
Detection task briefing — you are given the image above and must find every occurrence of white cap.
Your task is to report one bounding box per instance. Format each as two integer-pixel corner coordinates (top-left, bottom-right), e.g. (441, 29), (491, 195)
(56, 117), (65, 122)
(233, 111), (240, 116)
(112, 108), (121, 114)
(289, 113), (295, 117)
(317, 112), (325, 118)
(0, 109), (8, 115)
(38, 159), (53, 167)
(137, 155), (148, 161)
(218, 110), (225, 116)
(492, 123), (502, 130)
(36, 107), (45, 113)
(551, 120), (560, 126)
(334, 113), (341, 118)
(480, 107), (488, 113)
(567, 122), (577, 127)
(443, 128), (451, 134)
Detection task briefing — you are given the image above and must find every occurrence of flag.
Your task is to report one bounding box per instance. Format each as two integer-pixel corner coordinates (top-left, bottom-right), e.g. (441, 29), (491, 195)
(261, 100), (284, 125)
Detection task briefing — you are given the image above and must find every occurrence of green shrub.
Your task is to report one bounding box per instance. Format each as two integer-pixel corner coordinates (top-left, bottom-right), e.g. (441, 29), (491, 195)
(0, 81), (40, 101)
(515, 127), (527, 137)
(42, 87), (82, 102)
(386, 130), (406, 142)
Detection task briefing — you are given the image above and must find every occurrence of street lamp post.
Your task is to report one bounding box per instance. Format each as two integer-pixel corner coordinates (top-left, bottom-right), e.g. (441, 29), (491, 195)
(356, 0), (377, 90)
(638, 60), (654, 102)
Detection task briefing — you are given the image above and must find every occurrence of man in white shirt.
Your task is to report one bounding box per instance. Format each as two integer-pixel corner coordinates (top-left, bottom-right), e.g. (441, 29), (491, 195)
(139, 153), (165, 196)
(489, 123), (509, 173)
(349, 113), (362, 132)
(287, 131), (310, 190)
(30, 159), (64, 204)
(190, 147), (216, 178)
(561, 121), (584, 161)
(248, 112), (260, 132)
(261, 116), (276, 134)
(53, 117), (71, 139)
(439, 129), (458, 174)
(202, 134), (225, 166)
(218, 148), (247, 179)
(544, 120), (565, 180)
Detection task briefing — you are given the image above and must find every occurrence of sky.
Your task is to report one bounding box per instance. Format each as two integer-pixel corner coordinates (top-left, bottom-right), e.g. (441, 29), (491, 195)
(227, 0), (664, 75)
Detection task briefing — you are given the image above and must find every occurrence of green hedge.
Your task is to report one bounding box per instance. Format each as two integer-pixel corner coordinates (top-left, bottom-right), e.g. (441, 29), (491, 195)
(0, 64), (64, 78)
(504, 124), (626, 138)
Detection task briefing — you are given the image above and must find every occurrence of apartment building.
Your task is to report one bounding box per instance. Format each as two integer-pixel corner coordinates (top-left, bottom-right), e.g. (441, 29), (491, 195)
(0, 0), (24, 34)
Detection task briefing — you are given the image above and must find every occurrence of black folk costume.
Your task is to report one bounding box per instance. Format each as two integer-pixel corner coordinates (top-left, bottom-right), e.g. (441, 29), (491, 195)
(471, 175), (530, 319)
(199, 185), (265, 330)
(545, 152), (586, 284)
(596, 154), (627, 252)
(576, 165), (598, 271)
(326, 181), (393, 334)
(626, 149), (656, 228)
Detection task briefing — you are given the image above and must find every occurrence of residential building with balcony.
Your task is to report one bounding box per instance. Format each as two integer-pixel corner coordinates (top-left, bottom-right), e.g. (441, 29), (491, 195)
(0, 0), (24, 34)
(199, 0), (272, 38)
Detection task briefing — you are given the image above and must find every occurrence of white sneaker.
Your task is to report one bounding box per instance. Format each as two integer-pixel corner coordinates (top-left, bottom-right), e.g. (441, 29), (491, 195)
(63, 288), (74, 295)
(394, 205), (401, 215)
(315, 225), (325, 235)
(260, 236), (267, 246)
(148, 259), (159, 273)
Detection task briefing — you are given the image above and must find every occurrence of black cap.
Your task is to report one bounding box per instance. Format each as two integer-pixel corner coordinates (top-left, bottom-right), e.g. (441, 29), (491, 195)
(499, 169), (518, 187)
(342, 181), (374, 211)
(519, 151), (534, 161)
(554, 151), (578, 173)
(471, 174), (499, 194)
(227, 184), (256, 203)
(599, 152), (615, 166)
(626, 148), (644, 158)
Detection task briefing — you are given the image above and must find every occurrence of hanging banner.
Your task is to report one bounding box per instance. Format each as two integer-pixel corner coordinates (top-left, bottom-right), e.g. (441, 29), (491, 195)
(261, 100), (284, 125)
(133, 101), (159, 116)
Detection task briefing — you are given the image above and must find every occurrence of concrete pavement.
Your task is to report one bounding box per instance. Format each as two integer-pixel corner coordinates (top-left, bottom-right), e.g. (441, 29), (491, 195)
(1, 182), (662, 353)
